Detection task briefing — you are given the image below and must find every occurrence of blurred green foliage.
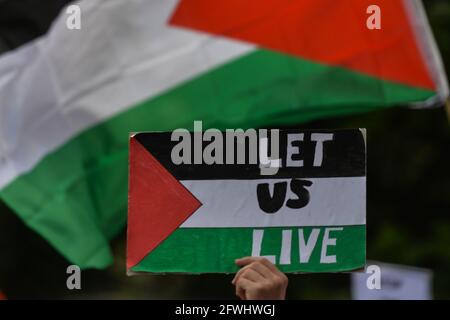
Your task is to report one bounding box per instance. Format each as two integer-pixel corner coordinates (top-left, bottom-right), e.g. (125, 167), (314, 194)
(0, 0), (449, 299)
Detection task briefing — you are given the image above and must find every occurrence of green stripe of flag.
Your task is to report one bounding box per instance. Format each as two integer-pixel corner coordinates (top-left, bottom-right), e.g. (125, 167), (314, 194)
(131, 225), (366, 273)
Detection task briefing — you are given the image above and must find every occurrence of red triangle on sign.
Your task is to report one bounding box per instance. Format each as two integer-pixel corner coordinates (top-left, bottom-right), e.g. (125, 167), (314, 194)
(169, 0), (435, 91)
(127, 136), (202, 270)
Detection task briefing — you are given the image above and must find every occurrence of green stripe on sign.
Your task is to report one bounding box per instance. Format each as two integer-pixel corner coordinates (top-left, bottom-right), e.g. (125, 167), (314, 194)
(1, 49), (427, 268)
(131, 225), (365, 273)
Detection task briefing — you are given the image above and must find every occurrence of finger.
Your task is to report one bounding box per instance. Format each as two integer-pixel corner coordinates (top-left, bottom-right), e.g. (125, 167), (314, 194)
(232, 260), (270, 285)
(236, 285), (246, 300)
(236, 257), (281, 276)
(240, 268), (266, 283)
(246, 260), (277, 280)
(235, 256), (258, 266)
(257, 257), (285, 277)
(235, 278), (255, 300)
(232, 264), (252, 285)
(234, 279), (246, 300)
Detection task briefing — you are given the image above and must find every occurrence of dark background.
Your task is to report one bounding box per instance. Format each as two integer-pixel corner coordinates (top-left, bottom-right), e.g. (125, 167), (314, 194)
(0, 0), (449, 299)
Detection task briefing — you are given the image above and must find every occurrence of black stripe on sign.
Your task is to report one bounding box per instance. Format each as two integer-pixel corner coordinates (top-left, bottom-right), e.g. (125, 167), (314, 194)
(133, 129), (365, 180)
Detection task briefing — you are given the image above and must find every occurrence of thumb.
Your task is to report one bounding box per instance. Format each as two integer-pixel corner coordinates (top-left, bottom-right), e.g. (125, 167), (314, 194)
(235, 256), (257, 267)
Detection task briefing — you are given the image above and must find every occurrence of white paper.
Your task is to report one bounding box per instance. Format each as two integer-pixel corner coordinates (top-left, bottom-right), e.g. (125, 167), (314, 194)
(352, 261), (433, 300)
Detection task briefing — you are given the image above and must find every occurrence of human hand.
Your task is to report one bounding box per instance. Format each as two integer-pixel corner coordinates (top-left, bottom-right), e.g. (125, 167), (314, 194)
(232, 257), (288, 300)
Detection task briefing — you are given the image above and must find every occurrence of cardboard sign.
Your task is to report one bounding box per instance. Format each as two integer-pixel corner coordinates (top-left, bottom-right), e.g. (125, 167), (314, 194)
(352, 262), (433, 300)
(127, 128), (366, 274)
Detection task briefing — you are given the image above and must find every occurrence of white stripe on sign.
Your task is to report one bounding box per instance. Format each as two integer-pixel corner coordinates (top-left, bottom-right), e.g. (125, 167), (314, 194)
(180, 177), (366, 228)
(0, 0), (254, 189)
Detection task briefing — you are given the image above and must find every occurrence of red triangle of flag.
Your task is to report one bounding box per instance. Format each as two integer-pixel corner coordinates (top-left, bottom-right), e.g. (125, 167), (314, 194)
(127, 136), (202, 270)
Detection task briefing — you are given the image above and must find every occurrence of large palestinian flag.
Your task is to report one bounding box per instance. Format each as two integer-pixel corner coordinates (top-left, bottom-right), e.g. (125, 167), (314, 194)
(0, 0), (447, 269)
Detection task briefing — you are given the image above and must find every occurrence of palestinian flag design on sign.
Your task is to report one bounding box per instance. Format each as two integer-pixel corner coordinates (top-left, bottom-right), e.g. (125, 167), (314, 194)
(127, 129), (366, 273)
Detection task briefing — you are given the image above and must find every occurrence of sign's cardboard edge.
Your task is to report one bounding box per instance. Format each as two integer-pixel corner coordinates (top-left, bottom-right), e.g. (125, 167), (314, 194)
(126, 266), (367, 276)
